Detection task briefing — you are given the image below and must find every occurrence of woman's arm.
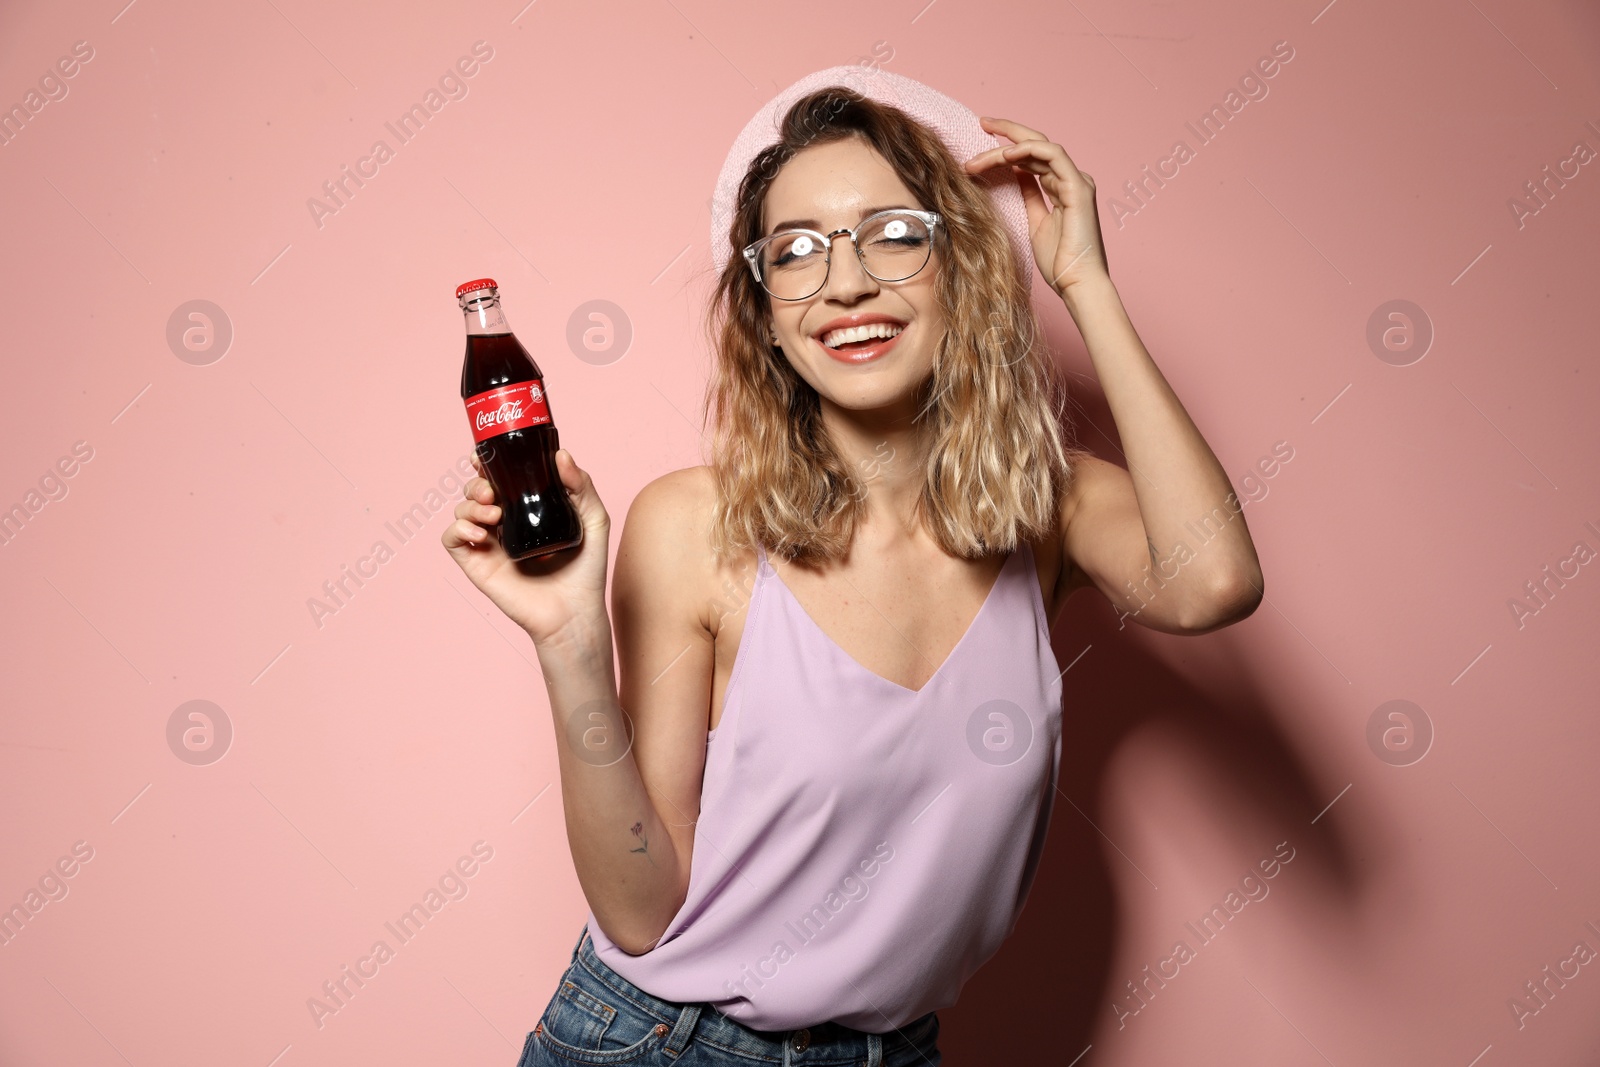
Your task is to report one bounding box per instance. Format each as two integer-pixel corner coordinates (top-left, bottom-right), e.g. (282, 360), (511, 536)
(1057, 280), (1263, 634)
(540, 470), (716, 954)
(445, 451), (702, 951)
(964, 116), (1263, 634)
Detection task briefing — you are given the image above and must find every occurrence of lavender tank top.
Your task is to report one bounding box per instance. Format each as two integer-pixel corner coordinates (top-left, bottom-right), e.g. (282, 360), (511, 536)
(587, 539), (1063, 1033)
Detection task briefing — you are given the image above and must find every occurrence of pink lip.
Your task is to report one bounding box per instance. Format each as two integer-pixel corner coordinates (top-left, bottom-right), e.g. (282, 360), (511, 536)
(819, 323), (906, 365)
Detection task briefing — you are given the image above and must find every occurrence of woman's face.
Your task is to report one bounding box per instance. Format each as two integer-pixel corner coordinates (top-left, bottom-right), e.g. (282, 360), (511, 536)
(759, 136), (945, 419)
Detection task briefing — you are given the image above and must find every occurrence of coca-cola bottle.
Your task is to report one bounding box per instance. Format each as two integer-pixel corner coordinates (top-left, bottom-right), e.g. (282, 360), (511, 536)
(457, 278), (582, 560)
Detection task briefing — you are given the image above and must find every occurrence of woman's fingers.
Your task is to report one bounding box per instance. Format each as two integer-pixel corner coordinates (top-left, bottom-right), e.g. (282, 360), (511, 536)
(554, 448), (572, 484)
(971, 117), (1088, 184)
(556, 448), (585, 494)
(971, 139), (1079, 186)
(980, 115), (1050, 144)
(447, 465), (500, 547)
(442, 517), (488, 549)
(463, 475), (495, 503)
(453, 497), (501, 524)
(554, 448), (610, 532)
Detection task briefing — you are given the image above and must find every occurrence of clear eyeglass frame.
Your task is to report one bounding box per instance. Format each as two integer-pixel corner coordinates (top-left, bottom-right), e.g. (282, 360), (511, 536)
(741, 208), (943, 301)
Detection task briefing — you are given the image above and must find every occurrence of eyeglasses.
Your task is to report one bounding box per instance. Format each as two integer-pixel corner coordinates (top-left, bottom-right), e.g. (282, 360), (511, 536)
(742, 208), (942, 301)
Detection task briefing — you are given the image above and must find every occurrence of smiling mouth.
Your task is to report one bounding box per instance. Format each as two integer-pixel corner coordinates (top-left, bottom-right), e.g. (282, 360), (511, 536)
(817, 323), (906, 352)
(816, 323), (907, 363)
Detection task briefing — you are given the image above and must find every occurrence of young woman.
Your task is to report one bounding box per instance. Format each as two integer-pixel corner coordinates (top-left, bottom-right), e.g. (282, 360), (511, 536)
(444, 73), (1263, 1067)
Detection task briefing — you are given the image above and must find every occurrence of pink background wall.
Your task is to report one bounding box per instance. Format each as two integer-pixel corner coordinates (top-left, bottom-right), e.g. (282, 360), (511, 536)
(3, 0), (1599, 1063)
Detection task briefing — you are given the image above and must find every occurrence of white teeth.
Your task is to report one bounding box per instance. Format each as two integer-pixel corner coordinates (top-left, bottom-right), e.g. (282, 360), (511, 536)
(822, 323), (904, 349)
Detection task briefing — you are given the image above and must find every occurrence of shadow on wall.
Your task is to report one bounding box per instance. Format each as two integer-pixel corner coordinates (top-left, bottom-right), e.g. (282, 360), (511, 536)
(944, 381), (1374, 1063)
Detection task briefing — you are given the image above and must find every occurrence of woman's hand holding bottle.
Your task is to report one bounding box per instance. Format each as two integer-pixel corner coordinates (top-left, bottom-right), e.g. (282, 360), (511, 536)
(442, 447), (611, 649)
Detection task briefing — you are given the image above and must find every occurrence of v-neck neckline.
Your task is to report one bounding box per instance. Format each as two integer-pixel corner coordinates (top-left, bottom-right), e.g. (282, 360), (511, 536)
(760, 542), (1023, 697)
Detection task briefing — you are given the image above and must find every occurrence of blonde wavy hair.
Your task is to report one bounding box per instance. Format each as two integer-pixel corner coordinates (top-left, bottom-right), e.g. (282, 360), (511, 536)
(695, 85), (1092, 568)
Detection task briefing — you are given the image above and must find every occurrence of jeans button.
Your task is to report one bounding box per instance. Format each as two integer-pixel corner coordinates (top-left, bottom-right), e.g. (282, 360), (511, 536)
(793, 1027), (810, 1051)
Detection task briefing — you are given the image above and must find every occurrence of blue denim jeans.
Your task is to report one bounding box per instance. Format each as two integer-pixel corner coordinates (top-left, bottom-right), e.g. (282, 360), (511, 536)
(515, 923), (942, 1066)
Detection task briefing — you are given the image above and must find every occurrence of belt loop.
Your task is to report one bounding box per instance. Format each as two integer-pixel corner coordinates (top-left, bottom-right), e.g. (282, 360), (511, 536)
(867, 1030), (883, 1066)
(662, 1003), (702, 1058)
(572, 922), (588, 964)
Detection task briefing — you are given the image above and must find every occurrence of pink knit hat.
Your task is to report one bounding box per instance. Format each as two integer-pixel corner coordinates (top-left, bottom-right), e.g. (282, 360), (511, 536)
(709, 65), (1035, 287)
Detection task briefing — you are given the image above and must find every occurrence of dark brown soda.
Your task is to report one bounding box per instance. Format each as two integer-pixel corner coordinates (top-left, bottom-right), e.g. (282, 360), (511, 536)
(460, 331), (582, 560)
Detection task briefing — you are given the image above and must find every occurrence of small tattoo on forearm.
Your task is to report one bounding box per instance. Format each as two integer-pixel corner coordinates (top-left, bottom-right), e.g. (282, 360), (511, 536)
(629, 821), (657, 867)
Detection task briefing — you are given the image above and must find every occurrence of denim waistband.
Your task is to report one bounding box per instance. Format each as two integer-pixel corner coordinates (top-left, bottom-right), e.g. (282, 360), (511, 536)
(570, 923), (936, 1063)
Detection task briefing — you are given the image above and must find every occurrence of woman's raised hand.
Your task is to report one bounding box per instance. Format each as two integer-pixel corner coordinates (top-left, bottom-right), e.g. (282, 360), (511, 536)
(964, 115), (1110, 300)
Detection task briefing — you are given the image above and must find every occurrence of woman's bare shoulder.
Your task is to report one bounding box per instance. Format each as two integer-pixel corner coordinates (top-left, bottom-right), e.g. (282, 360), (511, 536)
(635, 463), (716, 503)
(616, 465), (724, 632)
(626, 465), (717, 547)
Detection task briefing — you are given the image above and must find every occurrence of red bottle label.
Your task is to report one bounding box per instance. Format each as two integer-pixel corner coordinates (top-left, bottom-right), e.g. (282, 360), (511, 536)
(464, 379), (552, 443)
